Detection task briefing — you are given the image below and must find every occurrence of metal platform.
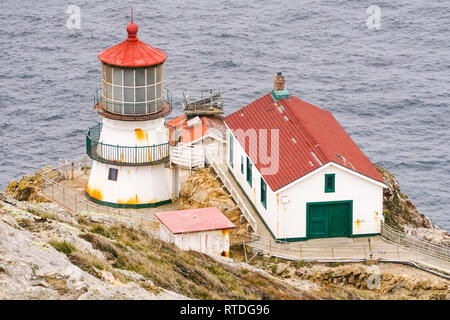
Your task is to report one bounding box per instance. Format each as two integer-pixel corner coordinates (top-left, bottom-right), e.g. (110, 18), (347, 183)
(182, 88), (224, 116)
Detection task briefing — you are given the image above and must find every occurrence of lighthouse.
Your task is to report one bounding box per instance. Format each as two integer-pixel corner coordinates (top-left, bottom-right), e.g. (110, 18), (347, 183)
(85, 19), (179, 208)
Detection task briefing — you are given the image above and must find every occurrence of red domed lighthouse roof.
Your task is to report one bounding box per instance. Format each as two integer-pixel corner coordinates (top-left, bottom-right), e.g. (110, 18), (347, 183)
(98, 21), (167, 67)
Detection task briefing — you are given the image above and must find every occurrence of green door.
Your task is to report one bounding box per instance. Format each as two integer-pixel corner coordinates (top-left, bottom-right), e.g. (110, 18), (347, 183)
(308, 202), (351, 239)
(308, 205), (328, 239)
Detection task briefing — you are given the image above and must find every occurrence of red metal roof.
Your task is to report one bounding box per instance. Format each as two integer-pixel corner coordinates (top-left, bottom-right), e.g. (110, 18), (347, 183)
(98, 22), (167, 67)
(224, 93), (384, 191)
(154, 208), (236, 234)
(167, 115), (226, 144)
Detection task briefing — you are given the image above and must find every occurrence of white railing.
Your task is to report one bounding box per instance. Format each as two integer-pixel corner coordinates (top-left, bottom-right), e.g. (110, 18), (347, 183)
(39, 155), (160, 237)
(170, 144), (204, 169)
(241, 232), (450, 270)
(381, 222), (450, 261)
(38, 157), (449, 271)
(205, 152), (258, 233)
(242, 233), (380, 261)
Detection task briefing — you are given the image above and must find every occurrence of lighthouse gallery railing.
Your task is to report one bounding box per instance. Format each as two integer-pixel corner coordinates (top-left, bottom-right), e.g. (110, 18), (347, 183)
(86, 123), (170, 166)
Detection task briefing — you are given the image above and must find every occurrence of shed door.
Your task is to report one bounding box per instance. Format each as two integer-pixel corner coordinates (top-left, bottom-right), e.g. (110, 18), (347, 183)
(308, 202), (351, 239)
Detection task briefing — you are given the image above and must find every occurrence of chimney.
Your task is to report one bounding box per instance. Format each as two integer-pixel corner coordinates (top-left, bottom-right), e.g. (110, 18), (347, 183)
(271, 71), (290, 102)
(273, 71), (285, 91)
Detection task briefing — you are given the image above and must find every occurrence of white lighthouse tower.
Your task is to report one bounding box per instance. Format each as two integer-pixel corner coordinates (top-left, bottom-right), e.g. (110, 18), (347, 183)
(85, 18), (179, 208)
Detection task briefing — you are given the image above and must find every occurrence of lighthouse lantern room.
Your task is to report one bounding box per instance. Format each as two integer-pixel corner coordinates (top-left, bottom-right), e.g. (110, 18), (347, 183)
(85, 19), (179, 208)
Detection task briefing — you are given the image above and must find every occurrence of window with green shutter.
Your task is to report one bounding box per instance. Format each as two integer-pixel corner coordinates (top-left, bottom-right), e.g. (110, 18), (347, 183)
(246, 157), (252, 187)
(325, 174), (335, 193)
(229, 133), (234, 167)
(240, 155), (244, 174)
(260, 178), (267, 209)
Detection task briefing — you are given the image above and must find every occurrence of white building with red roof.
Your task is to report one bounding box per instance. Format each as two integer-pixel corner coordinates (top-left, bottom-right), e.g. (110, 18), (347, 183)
(155, 208), (236, 257)
(224, 72), (386, 241)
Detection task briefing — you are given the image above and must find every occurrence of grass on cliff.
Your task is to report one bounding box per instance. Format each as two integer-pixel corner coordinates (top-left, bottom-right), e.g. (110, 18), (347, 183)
(49, 240), (76, 255)
(48, 239), (130, 284)
(75, 222), (310, 300)
(376, 165), (427, 229)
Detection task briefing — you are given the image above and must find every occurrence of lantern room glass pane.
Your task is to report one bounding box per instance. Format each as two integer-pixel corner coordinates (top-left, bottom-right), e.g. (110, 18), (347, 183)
(124, 69), (134, 86)
(156, 64), (162, 82)
(156, 99), (163, 111)
(102, 64), (106, 80)
(147, 66), (155, 85)
(135, 88), (145, 102)
(156, 83), (162, 99)
(124, 88), (134, 103)
(105, 65), (112, 83)
(105, 84), (112, 100)
(113, 86), (122, 101)
(124, 103), (134, 115)
(148, 101), (156, 113)
(135, 103), (146, 115)
(113, 102), (122, 114)
(147, 85), (156, 101)
(104, 101), (111, 112)
(135, 69), (146, 86)
(113, 68), (122, 86)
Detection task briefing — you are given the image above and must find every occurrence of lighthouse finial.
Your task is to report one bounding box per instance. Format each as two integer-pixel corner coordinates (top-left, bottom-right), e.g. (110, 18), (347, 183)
(126, 2), (138, 41)
(131, 2), (133, 22)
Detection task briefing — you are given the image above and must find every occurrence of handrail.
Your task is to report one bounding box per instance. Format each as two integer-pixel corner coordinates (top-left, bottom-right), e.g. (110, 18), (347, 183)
(182, 88), (224, 114)
(86, 123), (170, 166)
(205, 151), (258, 233)
(381, 222), (450, 261)
(38, 155), (449, 274)
(38, 156), (160, 238)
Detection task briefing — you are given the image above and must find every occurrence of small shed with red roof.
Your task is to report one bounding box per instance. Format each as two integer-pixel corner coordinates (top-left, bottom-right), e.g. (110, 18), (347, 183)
(154, 208), (236, 257)
(224, 73), (386, 241)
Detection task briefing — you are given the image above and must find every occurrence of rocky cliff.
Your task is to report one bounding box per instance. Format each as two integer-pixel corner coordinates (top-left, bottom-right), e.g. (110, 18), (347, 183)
(1, 165), (449, 300)
(178, 167), (249, 242)
(376, 166), (449, 246)
(0, 193), (320, 300)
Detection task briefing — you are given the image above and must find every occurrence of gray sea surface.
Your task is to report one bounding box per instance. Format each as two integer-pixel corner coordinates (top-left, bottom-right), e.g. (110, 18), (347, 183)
(0, 0), (448, 229)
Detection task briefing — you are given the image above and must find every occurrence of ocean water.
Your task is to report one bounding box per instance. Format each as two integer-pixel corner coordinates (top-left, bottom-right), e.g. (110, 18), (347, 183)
(0, 0), (449, 229)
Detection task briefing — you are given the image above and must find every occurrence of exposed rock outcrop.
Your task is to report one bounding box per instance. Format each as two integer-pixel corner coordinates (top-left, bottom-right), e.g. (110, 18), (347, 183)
(251, 257), (449, 300)
(179, 168), (248, 241)
(5, 166), (61, 202)
(294, 263), (449, 300)
(377, 166), (432, 229)
(376, 166), (449, 246)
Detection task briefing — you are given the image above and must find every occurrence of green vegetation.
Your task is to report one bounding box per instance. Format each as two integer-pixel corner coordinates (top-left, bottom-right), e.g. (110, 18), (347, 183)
(376, 165), (430, 229)
(49, 240), (76, 255)
(76, 222), (309, 300)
